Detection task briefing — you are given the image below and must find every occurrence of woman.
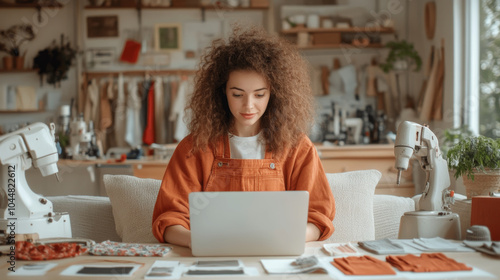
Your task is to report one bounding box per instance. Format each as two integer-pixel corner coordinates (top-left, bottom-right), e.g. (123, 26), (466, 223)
(152, 27), (335, 247)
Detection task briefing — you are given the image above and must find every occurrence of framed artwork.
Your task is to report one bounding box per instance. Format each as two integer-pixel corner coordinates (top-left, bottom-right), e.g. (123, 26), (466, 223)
(155, 23), (182, 51)
(86, 15), (119, 38)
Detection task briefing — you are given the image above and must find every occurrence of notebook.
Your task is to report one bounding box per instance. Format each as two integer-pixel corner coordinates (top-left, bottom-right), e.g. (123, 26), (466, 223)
(189, 191), (309, 257)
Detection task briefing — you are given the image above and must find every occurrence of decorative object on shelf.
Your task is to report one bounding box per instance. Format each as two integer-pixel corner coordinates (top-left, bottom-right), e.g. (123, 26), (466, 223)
(86, 47), (115, 68)
(446, 135), (500, 198)
(120, 40), (141, 64)
(0, 24), (35, 70)
(380, 40), (422, 73)
(250, 0), (269, 8)
(33, 34), (77, 87)
(86, 15), (119, 38)
(155, 23), (182, 52)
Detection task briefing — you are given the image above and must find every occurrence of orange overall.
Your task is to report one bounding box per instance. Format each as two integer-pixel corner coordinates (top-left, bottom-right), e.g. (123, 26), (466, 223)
(152, 134), (335, 242)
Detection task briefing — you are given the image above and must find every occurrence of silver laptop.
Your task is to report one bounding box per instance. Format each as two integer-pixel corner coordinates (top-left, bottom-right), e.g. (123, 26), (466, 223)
(189, 191), (309, 257)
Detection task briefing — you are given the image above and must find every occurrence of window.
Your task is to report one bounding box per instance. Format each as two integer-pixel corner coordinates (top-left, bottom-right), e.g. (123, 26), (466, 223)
(478, 0), (500, 138)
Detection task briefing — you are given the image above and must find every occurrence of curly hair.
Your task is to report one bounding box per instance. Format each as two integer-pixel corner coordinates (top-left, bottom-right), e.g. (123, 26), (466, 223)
(187, 26), (314, 155)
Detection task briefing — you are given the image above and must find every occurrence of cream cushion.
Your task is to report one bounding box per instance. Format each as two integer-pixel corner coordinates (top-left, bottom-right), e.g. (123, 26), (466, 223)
(50, 195), (121, 243)
(103, 174), (161, 243)
(373, 194), (415, 239)
(325, 169), (382, 243)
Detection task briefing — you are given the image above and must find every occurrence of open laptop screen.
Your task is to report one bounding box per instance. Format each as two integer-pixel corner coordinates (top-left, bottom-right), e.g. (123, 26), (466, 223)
(189, 191), (309, 257)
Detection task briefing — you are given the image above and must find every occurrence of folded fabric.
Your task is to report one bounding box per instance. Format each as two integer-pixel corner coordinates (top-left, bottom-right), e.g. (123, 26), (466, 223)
(88, 240), (171, 257)
(386, 253), (472, 272)
(16, 241), (87, 261)
(331, 255), (396, 275)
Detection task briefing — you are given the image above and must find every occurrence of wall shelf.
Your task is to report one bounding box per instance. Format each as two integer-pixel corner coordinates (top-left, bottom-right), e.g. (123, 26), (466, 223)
(281, 27), (395, 35)
(0, 68), (38, 74)
(281, 27), (395, 50)
(298, 43), (385, 50)
(0, 110), (46, 114)
(0, 2), (63, 9)
(84, 5), (268, 10)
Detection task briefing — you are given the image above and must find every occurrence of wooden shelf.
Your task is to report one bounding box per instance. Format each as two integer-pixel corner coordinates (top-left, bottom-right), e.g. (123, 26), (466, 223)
(298, 43), (385, 50)
(0, 110), (45, 114)
(0, 2), (63, 9)
(0, 68), (38, 74)
(84, 5), (268, 10)
(281, 27), (395, 34)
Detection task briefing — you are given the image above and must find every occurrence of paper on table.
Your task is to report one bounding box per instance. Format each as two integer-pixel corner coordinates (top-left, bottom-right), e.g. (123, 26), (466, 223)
(323, 242), (361, 256)
(8, 263), (58, 276)
(145, 261), (183, 279)
(391, 238), (474, 253)
(60, 263), (142, 277)
(184, 260), (259, 277)
(260, 258), (328, 274)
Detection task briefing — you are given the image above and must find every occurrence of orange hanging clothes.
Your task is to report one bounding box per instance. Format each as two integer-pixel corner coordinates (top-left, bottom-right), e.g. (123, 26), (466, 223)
(386, 253), (472, 272)
(152, 134), (335, 243)
(331, 256), (396, 275)
(143, 80), (156, 145)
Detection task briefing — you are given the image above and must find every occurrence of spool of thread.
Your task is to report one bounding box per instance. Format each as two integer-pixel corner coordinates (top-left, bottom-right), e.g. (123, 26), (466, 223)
(466, 225), (491, 242)
(60, 105), (70, 117)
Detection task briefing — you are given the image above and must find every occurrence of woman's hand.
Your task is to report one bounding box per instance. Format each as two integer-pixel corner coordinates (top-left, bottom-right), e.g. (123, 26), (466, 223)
(163, 225), (192, 248)
(305, 223), (321, 242)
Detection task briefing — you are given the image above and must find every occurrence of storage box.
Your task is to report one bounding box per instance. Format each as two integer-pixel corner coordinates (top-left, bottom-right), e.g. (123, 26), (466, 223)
(250, 0), (269, 8)
(471, 196), (500, 241)
(171, 0), (200, 7)
(312, 32), (341, 45)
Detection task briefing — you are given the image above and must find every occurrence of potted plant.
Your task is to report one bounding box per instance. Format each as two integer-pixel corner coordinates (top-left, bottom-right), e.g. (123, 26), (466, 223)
(380, 40), (422, 73)
(446, 135), (500, 198)
(33, 34), (77, 87)
(0, 24), (35, 70)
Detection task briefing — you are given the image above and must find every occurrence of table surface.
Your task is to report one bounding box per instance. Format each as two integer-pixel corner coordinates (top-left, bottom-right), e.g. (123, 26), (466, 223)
(1, 241), (499, 279)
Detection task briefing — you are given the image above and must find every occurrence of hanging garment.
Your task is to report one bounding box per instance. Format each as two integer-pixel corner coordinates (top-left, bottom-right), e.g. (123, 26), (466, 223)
(99, 81), (113, 153)
(84, 78), (99, 123)
(140, 80), (151, 131)
(100, 81), (113, 131)
(168, 79), (179, 142)
(114, 73), (127, 147)
(125, 78), (143, 148)
(163, 79), (172, 143)
(170, 77), (191, 142)
(143, 80), (156, 145)
(154, 76), (166, 144)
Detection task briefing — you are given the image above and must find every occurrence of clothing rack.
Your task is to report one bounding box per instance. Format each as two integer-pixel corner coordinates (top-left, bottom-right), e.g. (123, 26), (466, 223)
(79, 69), (196, 114)
(83, 69), (197, 80)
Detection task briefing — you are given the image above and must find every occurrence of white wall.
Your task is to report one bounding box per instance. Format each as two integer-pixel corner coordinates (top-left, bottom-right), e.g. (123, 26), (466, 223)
(408, 0), (457, 136)
(0, 0), (77, 132)
(1, 0), (459, 136)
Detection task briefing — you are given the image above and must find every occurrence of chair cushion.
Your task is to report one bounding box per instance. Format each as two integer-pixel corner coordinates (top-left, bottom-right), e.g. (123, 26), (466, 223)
(103, 174), (161, 243)
(373, 194), (415, 239)
(49, 195), (121, 243)
(324, 170), (382, 243)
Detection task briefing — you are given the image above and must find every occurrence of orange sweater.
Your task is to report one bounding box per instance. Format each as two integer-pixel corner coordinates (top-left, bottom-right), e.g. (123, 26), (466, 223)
(152, 134), (335, 242)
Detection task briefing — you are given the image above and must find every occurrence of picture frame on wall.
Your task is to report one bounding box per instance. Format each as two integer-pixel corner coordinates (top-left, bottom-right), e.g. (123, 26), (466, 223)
(86, 15), (119, 38)
(155, 23), (182, 51)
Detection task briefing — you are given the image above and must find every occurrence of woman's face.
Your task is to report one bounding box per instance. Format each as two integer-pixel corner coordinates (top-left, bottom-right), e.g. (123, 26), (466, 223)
(225, 70), (270, 137)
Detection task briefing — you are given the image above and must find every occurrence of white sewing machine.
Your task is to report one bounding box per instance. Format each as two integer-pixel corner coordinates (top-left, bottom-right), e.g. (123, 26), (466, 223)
(394, 121), (461, 240)
(68, 115), (93, 160)
(0, 122), (71, 242)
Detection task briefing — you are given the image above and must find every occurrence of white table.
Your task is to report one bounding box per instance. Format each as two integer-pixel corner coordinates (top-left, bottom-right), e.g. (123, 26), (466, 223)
(1, 241), (499, 279)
